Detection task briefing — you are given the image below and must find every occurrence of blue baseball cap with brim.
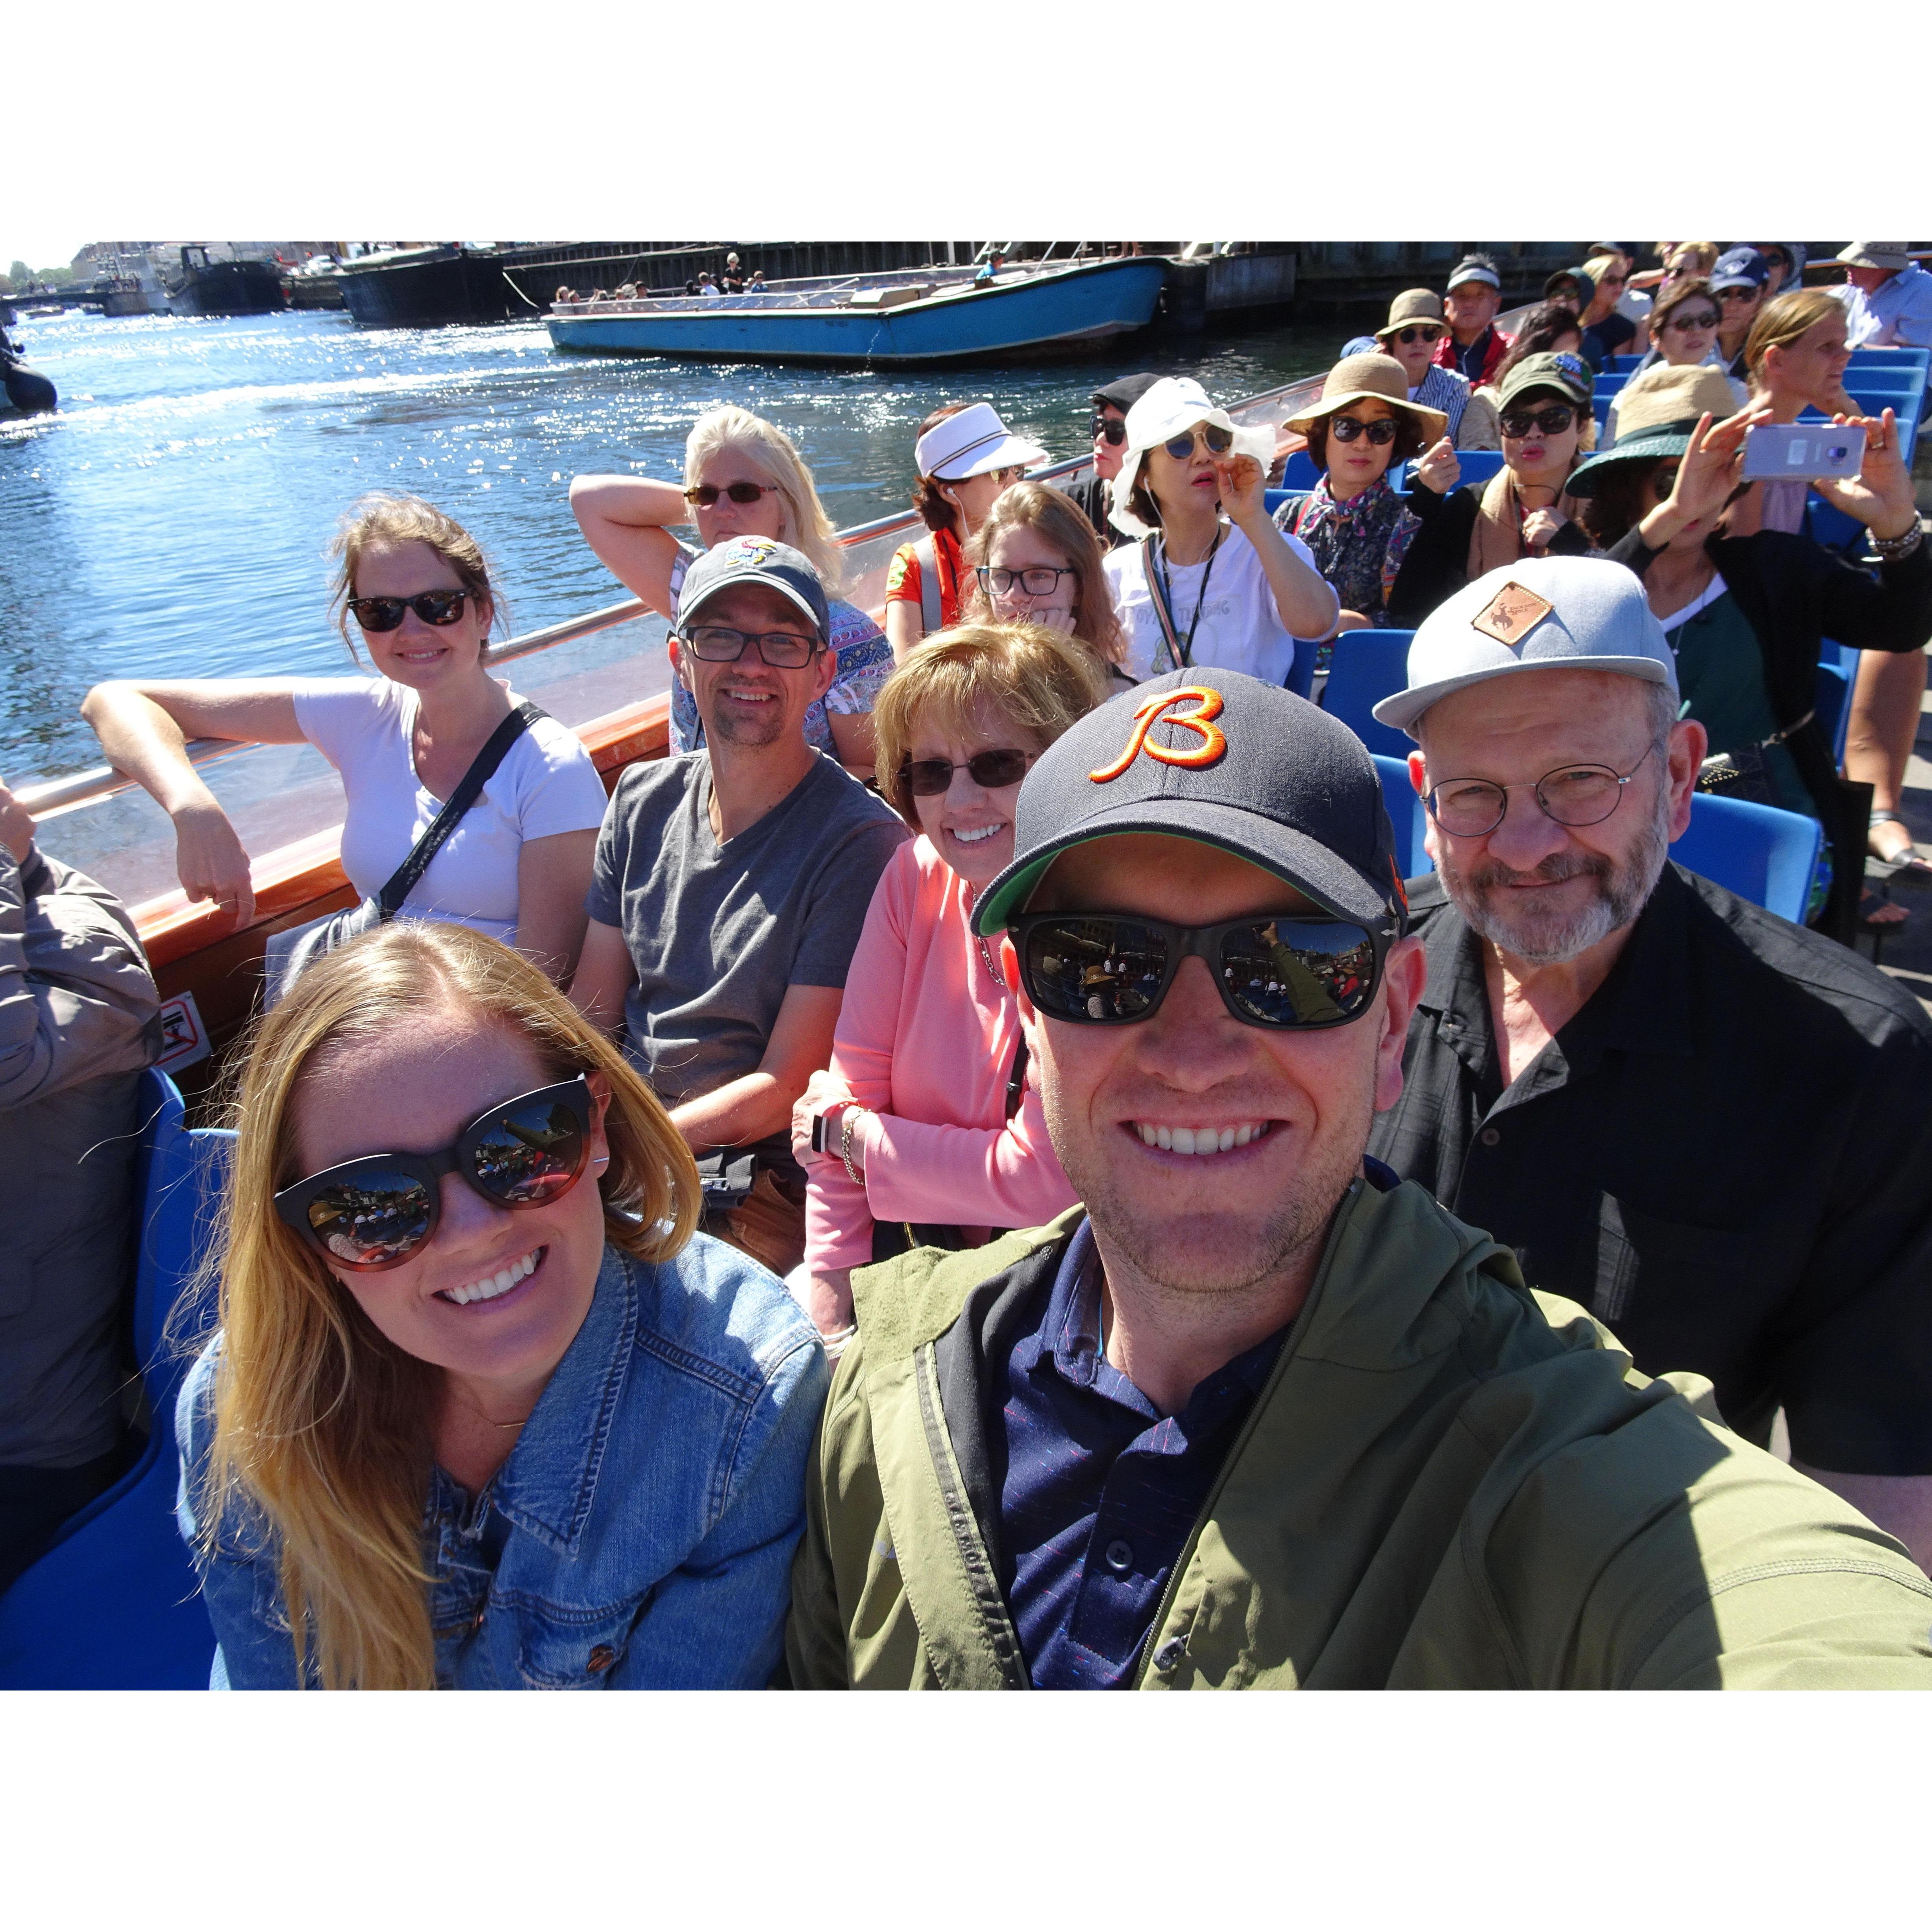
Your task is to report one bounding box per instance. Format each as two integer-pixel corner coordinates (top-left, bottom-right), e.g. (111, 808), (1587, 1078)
(973, 668), (1408, 937)
(1710, 246), (1769, 292)
(1372, 557), (1679, 738)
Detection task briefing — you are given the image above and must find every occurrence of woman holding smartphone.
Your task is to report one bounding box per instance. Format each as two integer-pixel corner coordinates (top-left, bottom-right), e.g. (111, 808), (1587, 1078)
(176, 921), (826, 1689)
(1568, 367), (1929, 933)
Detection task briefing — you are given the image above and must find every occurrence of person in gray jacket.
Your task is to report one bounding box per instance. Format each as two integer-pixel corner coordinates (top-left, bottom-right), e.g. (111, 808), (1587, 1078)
(0, 777), (161, 1593)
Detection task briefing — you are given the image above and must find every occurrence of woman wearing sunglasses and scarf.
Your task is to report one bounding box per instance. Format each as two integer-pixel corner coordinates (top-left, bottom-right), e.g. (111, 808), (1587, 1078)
(789, 625), (1101, 1338)
(571, 406), (893, 776)
(1102, 376), (1338, 685)
(175, 921), (827, 1688)
(1273, 354), (1443, 664)
(1387, 353), (1598, 627)
(80, 496), (608, 983)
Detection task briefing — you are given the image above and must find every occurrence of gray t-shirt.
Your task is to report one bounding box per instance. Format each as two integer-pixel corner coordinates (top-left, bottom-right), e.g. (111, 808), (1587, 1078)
(586, 751), (908, 1142)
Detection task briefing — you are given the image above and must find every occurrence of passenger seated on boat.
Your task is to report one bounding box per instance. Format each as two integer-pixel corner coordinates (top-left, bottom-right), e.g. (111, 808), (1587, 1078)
(790, 624), (1099, 1337)
(552, 285), (577, 306)
(787, 664), (1932, 1690)
(885, 402), (1046, 661)
(964, 483), (1134, 694)
(1371, 291), (1498, 449)
(1574, 254), (1642, 371)
(174, 920), (826, 1688)
(1387, 353), (1595, 627)
(1567, 366), (1929, 936)
(1436, 255), (1513, 389)
(79, 494), (608, 984)
(1709, 248), (1770, 380)
(1274, 354), (1440, 660)
(0, 788), (160, 1596)
(571, 539), (908, 1279)
(570, 405), (892, 777)
(749, 271), (766, 290)
(1367, 558), (1932, 1574)
(1102, 376), (1338, 682)
(1833, 242), (1932, 350)
(1062, 372), (1160, 550)
(1615, 280), (1750, 436)
(1489, 304), (1589, 393)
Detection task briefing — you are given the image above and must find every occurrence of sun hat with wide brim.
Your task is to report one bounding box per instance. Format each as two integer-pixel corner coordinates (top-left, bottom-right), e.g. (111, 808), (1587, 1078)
(1282, 353), (1448, 444)
(1107, 376), (1278, 541)
(1374, 288), (1446, 338)
(914, 400), (1049, 482)
(1835, 242), (1913, 273)
(1564, 365), (1741, 495)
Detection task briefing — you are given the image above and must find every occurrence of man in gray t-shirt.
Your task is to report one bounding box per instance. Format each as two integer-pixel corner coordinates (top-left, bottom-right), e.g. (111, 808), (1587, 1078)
(575, 538), (907, 1276)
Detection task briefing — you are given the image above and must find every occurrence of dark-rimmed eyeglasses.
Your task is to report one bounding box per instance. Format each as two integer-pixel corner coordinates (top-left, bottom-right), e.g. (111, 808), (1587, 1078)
(977, 564), (1076, 598)
(1425, 742), (1660, 839)
(1010, 910), (1389, 1031)
(1498, 405), (1578, 439)
(1162, 423), (1235, 461)
(1329, 416), (1400, 446)
(680, 624), (822, 668)
(1390, 325), (1443, 345)
(273, 1077), (595, 1274)
(1092, 415), (1128, 446)
(901, 748), (1034, 796)
(347, 590), (470, 632)
(682, 481), (779, 507)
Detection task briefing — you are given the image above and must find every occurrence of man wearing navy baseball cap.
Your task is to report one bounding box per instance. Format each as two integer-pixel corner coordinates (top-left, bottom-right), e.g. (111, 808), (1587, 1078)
(1368, 556), (1932, 1575)
(573, 536), (906, 1273)
(786, 662), (1932, 1689)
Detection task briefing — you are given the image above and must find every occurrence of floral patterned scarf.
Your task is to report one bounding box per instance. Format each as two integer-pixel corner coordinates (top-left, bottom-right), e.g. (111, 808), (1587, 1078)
(1278, 473), (1421, 622)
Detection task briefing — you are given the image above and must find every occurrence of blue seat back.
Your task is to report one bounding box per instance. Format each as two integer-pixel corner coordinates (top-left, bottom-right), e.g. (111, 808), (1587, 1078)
(1814, 646), (1855, 765)
(1372, 754), (1429, 881)
(1671, 792), (1823, 925)
(1400, 449), (1505, 493)
(0, 1069), (230, 1689)
(1320, 631), (1416, 759)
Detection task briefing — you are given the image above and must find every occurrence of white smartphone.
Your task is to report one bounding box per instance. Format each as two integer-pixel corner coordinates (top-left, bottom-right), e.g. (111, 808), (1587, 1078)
(1741, 422), (1866, 482)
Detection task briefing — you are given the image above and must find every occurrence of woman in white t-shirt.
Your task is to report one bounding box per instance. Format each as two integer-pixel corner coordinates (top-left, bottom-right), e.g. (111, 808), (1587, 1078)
(80, 495), (610, 981)
(1101, 376), (1338, 685)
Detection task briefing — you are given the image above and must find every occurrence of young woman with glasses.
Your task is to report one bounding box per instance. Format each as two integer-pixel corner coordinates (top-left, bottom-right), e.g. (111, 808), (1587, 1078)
(1101, 375), (1338, 683)
(1389, 354), (1597, 626)
(962, 481), (1134, 693)
(79, 495), (608, 983)
(1568, 365), (1931, 936)
(175, 920), (827, 1687)
(790, 625), (1102, 1335)
(1273, 354), (1441, 656)
(570, 405), (892, 775)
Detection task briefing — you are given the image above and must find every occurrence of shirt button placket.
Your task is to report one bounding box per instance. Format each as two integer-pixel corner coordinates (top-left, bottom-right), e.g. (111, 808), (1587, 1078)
(1103, 1538), (1134, 1574)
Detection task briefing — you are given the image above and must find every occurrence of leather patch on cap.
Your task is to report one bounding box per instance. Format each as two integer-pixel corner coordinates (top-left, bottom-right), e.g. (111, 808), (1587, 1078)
(1470, 580), (1554, 649)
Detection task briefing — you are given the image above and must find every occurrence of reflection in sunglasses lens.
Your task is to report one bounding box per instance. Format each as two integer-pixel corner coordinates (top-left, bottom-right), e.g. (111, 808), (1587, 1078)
(1025, 919), (1168, 1022)
(472, 1102), (584, 1205)
(1220, 922), (1375, 1027)
(307, 1169), (434, 1266)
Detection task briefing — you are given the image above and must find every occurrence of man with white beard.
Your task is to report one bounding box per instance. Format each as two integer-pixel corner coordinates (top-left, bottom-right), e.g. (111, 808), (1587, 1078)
(1368, 558), (1932, 1572)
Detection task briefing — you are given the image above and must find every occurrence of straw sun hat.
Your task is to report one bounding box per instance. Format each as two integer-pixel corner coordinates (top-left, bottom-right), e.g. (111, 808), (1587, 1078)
(1565, 365), (1741, 494)
(1283, 353), (1448, 444)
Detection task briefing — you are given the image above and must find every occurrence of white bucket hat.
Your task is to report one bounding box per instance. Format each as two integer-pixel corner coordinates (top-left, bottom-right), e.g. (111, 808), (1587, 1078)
(913, 401), (1049, 481)
(1108, 376), (1277, 541)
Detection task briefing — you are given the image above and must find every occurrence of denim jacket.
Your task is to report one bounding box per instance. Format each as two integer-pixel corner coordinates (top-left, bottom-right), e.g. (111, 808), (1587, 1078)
(176, 1235), (827, 1688)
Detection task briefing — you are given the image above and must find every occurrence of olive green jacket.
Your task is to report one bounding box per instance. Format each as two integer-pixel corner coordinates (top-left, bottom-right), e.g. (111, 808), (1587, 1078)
(786, 1180), (1932, 1689)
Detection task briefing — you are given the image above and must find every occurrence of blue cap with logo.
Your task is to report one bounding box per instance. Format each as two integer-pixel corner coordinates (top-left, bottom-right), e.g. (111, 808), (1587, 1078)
(1710, 246), (1769, 294)
(973, 669), (1408, 938)
(677, 535), (830, 644)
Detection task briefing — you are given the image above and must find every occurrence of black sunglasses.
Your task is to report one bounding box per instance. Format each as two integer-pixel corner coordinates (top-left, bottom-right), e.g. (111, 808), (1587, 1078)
(901, 748), (1033, 797)
(682, 481), (778, 507)
(273, 1076), (595, 1274)
(1664, 310), (1720, 332)
(1329, 416), (1400, 446)
(1498, 405), (1578, 438)
(1390, 325), (1442, 345)
(1011, 910), (1389, 1031)
(1092, 415), (1128, 446)
(680, 624), (822, 668)
(1163, 423), (1235, 461)
(346, 590), (470, 632)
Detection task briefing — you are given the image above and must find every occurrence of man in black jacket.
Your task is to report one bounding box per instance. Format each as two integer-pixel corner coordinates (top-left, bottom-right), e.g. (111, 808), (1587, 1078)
(1366, 556), (1932, 1573)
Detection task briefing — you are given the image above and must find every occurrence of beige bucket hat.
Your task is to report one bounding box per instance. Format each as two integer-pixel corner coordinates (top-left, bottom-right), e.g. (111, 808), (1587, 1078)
(1374, 288), (1446, 338)
(1835, 242), (1913, 273)
(1565, 365), (1742, 493)
(1283, 352), (1448, 443)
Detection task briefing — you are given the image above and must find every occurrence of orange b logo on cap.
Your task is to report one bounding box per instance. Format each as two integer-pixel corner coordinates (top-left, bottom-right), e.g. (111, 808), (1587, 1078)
(1089, 687), (1228, 784)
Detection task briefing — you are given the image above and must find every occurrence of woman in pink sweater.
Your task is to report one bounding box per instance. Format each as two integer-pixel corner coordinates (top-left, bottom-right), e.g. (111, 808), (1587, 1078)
(790, 624), (1107, 1333)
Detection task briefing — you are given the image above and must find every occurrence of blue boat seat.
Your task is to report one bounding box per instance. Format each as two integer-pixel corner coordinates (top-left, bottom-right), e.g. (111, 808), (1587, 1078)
(1372, 754), (1430, 881)
(0, 1069), (229, 1689)
(1399, 449), (1505, 494)
(1671, 792), (1823, 926)
(1320, 631), (1416, 759)
(1814, 642), (1857, 766)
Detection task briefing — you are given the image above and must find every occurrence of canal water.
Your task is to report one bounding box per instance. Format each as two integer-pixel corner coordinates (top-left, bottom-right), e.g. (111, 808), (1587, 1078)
(1, 306), (1338, 785)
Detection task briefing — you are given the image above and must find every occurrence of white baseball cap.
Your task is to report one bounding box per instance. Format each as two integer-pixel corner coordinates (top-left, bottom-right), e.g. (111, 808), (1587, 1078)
(1372, 556), (1679, 736)
(914, 401), (1048, 481)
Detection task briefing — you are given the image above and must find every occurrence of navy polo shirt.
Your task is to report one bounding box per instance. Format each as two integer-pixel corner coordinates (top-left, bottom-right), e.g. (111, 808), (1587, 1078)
(995, 1219), (1288, 1690)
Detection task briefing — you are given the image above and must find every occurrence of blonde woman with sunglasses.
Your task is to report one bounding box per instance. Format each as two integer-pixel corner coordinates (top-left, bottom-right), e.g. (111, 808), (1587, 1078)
(570, 405), (892, 775)
(175, 921), (827, 1689)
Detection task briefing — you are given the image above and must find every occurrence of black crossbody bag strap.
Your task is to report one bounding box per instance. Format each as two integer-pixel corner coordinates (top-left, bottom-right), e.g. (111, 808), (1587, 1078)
(376, 702), (544, 919)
